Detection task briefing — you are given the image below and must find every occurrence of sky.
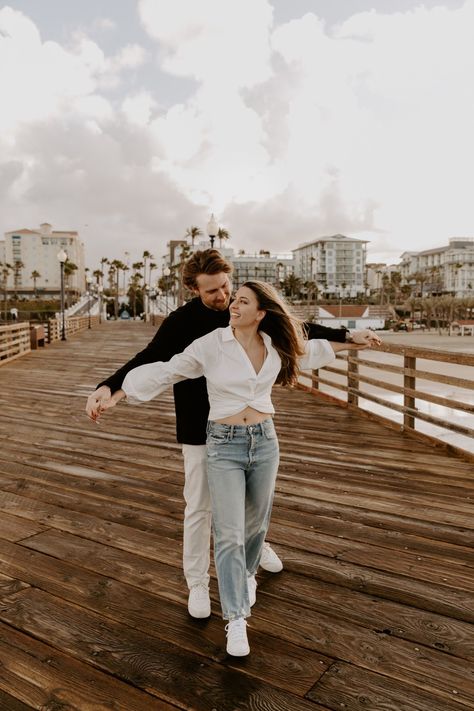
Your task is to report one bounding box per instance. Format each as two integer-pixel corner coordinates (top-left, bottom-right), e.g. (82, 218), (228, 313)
(1, 0), (472, 270)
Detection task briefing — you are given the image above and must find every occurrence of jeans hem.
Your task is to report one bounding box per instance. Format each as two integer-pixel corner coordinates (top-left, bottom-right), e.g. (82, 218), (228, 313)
(223, 610), (251, 621)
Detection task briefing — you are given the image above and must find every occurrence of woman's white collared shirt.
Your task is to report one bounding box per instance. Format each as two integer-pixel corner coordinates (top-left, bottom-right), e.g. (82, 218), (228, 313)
(122, 325), (335, 420)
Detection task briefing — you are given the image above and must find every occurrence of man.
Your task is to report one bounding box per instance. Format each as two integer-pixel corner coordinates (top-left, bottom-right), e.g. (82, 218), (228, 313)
(86, 249), (380, 618)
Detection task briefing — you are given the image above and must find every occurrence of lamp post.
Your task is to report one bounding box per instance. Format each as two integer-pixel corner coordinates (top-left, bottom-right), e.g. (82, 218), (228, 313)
(97, 284), (104, 324)
(57, 249), (67, 341)
(163, 267), (171, 315)
(86, 275), (92, 329)
(206, 213), (218, 249)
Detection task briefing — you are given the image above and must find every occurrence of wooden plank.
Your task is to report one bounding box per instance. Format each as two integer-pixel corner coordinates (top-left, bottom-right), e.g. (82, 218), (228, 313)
(0, 622), (177, 711)
(257, 542), (474, 623)
(252, 595), (474, 708)
(0, 320), (473, 708)
(0, 537), (333, 697)
(0, 511), (47, 542)
(0, 687), (33, 711)
(260, 572), (474, 662)
(0, 573), (29, 600)
(0, 588), (329, 711)
(307, 662), (465, 711)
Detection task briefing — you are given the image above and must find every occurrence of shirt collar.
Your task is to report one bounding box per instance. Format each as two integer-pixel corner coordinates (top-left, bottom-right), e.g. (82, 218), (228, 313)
(222, 325), (272, 347)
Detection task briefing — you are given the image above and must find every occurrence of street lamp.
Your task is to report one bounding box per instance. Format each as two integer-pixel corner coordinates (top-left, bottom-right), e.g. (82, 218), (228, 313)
(97, 284), (104, 324)
(163, 267), (171, 315)
(86, 275), (92, 329)
(57, 249), (67, 341)
(206, 213), (218, 249)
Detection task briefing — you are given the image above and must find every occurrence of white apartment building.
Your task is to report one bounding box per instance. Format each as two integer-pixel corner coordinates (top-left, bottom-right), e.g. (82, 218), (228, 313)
(230, 252), (294, 288)
(293, 234), (368, 296)
(1, 223), (86, 297)
(399, 238), (474, 296)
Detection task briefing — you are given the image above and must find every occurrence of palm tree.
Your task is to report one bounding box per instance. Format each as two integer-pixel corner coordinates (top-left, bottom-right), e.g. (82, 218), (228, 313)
(31, 270), (41, 297)
(177, 243), (192, 306)
(282, 274), (302, 299)
(110, 259), (127, 317)
(217, 227), (230, 249)
(148, 261), (157, 286)
(410, 271), (428, 298)
(1, 262), (13, 321)
(142, 251), (153, 287)
(93, 269), (103, 285)
(451, 262), (463, 296)
(13, 260), (24, 299)
(63, 260), (78, 308)
(304, 280), (318, 302)
(185, 226), (203, 247)
(390, 271), (402, 304)
(127, 272), (143, 318)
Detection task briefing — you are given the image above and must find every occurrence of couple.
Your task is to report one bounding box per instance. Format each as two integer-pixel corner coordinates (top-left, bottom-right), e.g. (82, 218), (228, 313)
(86, 249), (380, 656)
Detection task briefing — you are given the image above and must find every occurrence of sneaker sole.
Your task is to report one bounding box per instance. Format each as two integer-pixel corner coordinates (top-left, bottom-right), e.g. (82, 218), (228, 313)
(259, 561), (283, 573)
(227, 645), (250, 657)
(188, 606), (211, 619)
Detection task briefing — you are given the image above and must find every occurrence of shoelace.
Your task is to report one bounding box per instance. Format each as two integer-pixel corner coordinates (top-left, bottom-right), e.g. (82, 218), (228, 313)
(191, 584), (209, 598)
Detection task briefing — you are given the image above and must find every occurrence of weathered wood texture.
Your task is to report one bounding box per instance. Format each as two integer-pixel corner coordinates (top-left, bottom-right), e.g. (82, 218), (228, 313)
(0, 321), (473, 710)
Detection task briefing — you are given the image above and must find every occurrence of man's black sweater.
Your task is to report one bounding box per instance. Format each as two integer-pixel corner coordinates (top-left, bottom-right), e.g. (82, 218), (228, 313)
(98, 298), (347, 445)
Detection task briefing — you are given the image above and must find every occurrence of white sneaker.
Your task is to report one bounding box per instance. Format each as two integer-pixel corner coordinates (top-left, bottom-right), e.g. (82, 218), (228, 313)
(247, 574), (257, 607)
(259, 542), (283, 573)
(225, 618), (250, 656)
(188, 584), (211, 618)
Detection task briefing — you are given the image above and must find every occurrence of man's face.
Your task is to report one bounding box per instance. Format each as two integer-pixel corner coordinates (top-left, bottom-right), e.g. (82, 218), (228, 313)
(193, 271), (232, 311)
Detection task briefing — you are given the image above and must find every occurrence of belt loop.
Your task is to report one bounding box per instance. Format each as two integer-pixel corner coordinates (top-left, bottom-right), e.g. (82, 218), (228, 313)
(230, 424), (234, 440)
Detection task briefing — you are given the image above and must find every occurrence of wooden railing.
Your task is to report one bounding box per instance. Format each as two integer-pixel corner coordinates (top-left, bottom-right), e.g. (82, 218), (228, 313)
(47, 315), (100, 342)
(301, 342), (474, 459)
(0, 322), (31, 364)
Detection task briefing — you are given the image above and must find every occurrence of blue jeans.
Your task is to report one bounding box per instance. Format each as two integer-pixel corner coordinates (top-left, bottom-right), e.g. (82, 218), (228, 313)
(206, 419), (280, 620)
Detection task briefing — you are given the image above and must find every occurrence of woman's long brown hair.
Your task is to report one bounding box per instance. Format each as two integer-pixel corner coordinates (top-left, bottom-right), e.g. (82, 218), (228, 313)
(242, 281), (305, 386)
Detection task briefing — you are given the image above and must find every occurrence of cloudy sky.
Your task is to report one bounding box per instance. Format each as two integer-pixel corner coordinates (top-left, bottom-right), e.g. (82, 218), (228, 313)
(1, 0), (472, 269)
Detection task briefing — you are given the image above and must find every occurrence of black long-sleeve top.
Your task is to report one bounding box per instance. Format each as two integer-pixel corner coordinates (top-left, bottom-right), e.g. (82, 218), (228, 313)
(98, 298), (347, 444)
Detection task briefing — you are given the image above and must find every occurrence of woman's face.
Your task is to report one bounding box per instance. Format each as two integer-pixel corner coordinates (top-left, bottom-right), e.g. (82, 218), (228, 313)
(229, 286), (265, 327)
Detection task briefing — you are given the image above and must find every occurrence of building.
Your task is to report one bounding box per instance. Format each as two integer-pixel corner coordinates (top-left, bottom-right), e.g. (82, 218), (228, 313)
(292, 234), (368, 296)
(314, 304), (388, 330)
(399, 238), (474, 297)
(230, 252), (294, 289)
(1, 223), (86, 298)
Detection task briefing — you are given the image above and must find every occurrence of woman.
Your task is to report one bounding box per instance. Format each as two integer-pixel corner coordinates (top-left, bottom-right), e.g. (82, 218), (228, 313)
(96, 281), (369, 656)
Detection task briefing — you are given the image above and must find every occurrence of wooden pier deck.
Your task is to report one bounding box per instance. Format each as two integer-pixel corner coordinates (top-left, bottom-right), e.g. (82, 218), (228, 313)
(0, 321), (473, 711)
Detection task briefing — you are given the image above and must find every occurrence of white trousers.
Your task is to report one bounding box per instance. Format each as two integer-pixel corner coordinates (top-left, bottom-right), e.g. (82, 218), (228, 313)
(181, 444), (212, 588)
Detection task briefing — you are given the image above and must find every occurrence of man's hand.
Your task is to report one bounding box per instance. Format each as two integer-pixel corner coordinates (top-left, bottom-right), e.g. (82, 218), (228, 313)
(86, 385), (112, 422)
(350, 329), (382, 346)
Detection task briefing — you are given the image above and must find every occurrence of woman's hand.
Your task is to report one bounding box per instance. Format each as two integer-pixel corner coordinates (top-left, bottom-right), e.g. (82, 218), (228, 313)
(86, 387), (125, 422)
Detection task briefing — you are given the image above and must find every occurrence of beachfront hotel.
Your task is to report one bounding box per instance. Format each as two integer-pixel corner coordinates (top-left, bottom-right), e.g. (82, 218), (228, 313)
(0, 223), (86, 298)
(399, 238), (474, 296)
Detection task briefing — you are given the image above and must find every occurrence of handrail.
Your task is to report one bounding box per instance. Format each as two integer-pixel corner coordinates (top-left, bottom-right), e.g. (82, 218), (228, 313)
(47, 315), (100, 342)
(301, 342), (474, 459)
(0, 322), (31, 364)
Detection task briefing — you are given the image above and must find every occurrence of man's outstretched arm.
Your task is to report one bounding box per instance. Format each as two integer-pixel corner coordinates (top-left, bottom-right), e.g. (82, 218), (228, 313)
(304, 322), (381, 346)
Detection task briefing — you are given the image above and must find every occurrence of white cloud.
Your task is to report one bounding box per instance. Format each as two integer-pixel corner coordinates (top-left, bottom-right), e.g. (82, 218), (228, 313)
(2, 2), (474, 266)
(122, 91), (155, 126)
(139, 0), (274, 87)
(111, 43), (148, 70)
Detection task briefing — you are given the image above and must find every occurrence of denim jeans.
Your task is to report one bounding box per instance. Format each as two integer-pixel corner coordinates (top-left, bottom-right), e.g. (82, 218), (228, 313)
(206, 418), (280, 620)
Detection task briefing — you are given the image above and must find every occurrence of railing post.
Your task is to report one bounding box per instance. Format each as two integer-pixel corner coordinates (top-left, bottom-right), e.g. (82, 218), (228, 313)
(311, 368), (319, 390)
(348, 352), (359, 406)
(404, 354), (416, 430)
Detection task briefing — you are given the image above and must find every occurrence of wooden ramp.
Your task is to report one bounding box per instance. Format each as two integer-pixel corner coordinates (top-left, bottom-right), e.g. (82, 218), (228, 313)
(0, 321), (473, 711)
